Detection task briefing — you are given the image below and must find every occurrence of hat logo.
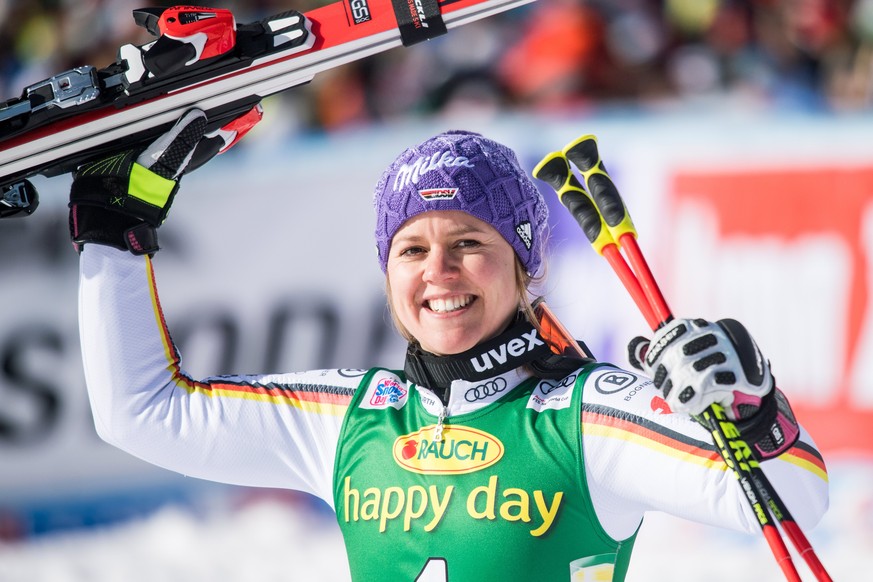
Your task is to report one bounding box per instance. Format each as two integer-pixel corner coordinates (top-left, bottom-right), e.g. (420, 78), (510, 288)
(394, 150), (475, 191)
(516, 221), (533, 250)
(419, 188), (458, 200)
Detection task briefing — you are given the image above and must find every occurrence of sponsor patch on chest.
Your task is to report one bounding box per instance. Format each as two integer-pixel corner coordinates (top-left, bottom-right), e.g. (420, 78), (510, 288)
(360, 375), (408, 410)
(586, 367), (657, 412)
(527, 373), (577, 411)
(392, 425), (504, 475)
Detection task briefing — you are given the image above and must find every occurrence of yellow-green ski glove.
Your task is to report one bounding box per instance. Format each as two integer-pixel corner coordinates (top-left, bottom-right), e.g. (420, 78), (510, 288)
(69, 108), (207, 255)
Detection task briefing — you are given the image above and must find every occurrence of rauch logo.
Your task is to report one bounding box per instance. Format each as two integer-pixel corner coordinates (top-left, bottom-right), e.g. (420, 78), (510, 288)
(393, 425), (503, 474)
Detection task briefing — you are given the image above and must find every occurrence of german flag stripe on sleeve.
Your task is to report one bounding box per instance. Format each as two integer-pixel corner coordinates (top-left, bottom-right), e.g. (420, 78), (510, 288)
(145, 256), (354, 417)
(188, 379), (354, 415)
(582, 403), (726, 470)
(582, 403), (829, 481)
(780, 440), (828, 482)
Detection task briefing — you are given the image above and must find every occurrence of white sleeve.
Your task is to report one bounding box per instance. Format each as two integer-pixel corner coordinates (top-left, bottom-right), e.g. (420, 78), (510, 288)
(78, 245), (359, 507)
(580, 366), (829, 541)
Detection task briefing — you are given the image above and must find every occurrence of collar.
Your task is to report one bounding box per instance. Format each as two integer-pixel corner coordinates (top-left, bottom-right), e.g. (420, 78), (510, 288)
(404, 314), (555, 393)
(415, 367), (533, 417)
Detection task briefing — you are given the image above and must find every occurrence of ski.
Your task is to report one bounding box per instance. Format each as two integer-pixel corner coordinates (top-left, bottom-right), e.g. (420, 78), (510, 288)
(0, 0), (533, 218)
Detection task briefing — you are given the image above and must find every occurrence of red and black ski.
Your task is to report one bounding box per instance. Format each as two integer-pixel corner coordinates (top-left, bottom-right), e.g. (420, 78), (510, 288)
(0, 0), (533, 218)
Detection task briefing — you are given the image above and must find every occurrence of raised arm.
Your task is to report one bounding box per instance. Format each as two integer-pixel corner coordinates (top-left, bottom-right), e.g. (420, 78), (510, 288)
(72, 109), (354, 505)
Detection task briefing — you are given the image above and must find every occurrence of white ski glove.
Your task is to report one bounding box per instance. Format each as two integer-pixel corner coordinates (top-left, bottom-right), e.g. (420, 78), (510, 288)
(628, 318), (800, 460)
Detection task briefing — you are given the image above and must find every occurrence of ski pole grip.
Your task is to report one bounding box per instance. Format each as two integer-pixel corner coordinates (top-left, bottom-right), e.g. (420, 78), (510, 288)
(564, 135), (638, 241)
(533, 153), (615, 254)
(563, 176), (615, 254)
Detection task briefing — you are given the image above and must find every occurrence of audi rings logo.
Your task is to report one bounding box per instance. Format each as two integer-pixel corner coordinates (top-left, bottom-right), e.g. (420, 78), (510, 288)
(594, 370), (638, 394)
(538, 374), (577, 396)
(465, 377), (507, 402)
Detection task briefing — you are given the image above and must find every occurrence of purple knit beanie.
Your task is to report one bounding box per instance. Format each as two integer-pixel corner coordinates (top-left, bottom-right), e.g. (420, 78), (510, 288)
(374, 130), (548, 275)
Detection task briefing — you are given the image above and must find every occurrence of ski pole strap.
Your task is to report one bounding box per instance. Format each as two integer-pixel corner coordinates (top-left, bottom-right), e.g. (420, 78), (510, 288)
(389, 0), (447, 45)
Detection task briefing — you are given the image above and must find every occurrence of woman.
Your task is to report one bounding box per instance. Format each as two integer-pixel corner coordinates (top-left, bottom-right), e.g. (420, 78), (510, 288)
(69, 111), (828, 581)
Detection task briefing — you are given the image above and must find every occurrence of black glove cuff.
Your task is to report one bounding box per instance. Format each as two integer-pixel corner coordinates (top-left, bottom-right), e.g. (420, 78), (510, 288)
(124, 223), (160, 255)
(70, 204), (159, 256)
(732, 386), (778, 442)
(627, 336), (648, 371)
(733, 387), (800, 459)
(70, 175), (170, 226)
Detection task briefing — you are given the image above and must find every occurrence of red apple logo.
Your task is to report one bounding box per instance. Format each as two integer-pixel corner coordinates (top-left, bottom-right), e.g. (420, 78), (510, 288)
(401, 440), (418, 460)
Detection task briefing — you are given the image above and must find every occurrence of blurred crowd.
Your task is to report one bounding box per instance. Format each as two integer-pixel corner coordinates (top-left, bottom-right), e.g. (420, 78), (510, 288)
(1, 0), (872, 133)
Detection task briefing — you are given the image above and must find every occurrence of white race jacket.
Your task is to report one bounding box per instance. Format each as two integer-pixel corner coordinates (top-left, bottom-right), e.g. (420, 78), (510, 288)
(78, 245), (828, 542)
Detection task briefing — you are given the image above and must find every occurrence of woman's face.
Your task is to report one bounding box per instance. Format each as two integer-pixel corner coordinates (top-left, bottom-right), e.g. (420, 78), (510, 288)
(387, 210), (519, 356)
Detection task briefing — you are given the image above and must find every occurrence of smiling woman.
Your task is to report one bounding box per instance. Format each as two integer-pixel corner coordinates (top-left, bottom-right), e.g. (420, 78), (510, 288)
(386, 210), (520, 355)
(385, 230), (538, 348)
(376, 130), (548, 359)
(72, 117), (829, 581)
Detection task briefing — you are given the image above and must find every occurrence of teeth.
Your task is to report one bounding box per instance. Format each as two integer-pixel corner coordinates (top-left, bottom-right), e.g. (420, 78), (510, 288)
(428, 295), (472, 313)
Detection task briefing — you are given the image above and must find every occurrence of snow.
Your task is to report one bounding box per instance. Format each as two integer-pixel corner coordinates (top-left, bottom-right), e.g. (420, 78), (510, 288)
(0, 460), (869, 582)
(0, 500), (349, 582)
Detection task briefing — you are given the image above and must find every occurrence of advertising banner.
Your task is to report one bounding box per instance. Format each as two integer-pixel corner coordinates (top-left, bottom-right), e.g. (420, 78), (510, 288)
(1, 113), (871, 537)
